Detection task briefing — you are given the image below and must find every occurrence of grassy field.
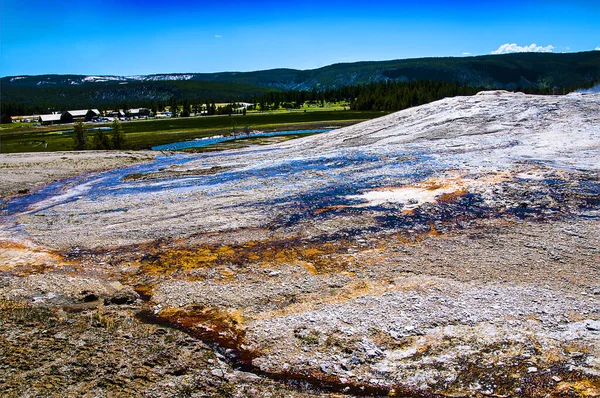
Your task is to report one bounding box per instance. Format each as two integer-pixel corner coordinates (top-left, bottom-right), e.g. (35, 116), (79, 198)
(0, 110), (385, 153)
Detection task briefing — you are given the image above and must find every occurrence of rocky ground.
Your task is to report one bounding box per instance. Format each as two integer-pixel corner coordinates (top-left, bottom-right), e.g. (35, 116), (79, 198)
(1, 91), (599, 397)
(0, 150), (156, 199)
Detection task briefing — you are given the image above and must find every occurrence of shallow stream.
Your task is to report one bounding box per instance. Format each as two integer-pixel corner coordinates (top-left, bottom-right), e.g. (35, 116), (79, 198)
(151, 129), (330, 151)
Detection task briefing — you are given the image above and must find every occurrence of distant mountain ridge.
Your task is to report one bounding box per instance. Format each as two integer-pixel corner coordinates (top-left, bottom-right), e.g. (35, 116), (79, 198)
(2, 51), (599, 109)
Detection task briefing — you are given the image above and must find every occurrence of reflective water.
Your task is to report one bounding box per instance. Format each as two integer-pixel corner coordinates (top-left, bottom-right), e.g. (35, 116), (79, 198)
(151, 129), (331, 151)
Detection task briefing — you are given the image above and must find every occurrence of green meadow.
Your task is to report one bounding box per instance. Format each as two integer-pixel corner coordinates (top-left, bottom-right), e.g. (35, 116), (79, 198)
(0, 110), (385, 153)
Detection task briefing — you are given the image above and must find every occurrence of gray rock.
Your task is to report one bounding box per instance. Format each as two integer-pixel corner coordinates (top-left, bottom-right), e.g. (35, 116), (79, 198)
(211, 368), (225, 378)
(585, 320), (600, 331)
(105, 286), (139, 305)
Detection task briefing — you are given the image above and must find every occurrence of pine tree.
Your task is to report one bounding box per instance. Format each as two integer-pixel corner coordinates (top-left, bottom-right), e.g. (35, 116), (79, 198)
(111, 119), (126, 150)
(181, 99), (191, 117)
(92, 129), (112, 150)
(170, 98), (178, 118)
(73, 120), (87, 150)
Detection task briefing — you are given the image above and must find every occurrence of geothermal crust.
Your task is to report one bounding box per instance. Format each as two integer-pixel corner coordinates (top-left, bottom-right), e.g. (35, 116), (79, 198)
(1, 91), (599, 397)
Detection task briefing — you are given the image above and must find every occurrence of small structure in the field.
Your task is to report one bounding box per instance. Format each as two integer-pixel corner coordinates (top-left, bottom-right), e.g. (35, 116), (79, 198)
(106, 110), (125, 118)
(39, 114), (63, 125)
(10, 115), (37, 123)
(128, 108), (150, 118)
(61, 109), (101, 123)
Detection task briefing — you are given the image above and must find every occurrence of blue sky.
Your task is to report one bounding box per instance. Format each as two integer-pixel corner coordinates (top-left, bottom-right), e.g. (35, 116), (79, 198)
(1, 0), (599, 76)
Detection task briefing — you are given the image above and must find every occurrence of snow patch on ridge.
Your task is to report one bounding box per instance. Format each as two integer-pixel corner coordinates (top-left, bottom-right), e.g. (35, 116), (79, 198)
(82, 76), (126, 83)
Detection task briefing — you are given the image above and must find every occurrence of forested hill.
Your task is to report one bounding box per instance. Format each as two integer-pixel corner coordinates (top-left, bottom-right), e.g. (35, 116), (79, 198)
(2, 51), (599, 110)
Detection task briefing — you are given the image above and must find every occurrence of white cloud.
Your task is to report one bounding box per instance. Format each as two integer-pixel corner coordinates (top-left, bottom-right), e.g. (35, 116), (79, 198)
(462, 52), (471, 56)
(215, 35), (222, 39)
(491, 43), (554, 55)
(595, 47), (600, 51)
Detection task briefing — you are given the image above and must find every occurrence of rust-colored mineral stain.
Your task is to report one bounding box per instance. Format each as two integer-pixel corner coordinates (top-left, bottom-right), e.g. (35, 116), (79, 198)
(555, 380), (600, 397)
(135, 237), (353, 279)
(133, 228), (451, 283)
(138, 305), (248, 357)
(298, 261), (318, 275)
(427, 223), (443, 236)
(132, 284), (154, 301)
(0, 241), (30, 250)
(160, 306), (246, 347)
(437, 189), (468, 202)
(0, 240), (71, 275)
(424, 182), (445, 191)
(11, 263), (54, 277)
(313, 205), (351, 215)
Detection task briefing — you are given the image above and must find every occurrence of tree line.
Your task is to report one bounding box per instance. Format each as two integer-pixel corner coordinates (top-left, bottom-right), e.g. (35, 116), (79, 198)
(246, 80), (596, 112)
(147, 80), (600, 114)
(3, 79), (598, 118)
